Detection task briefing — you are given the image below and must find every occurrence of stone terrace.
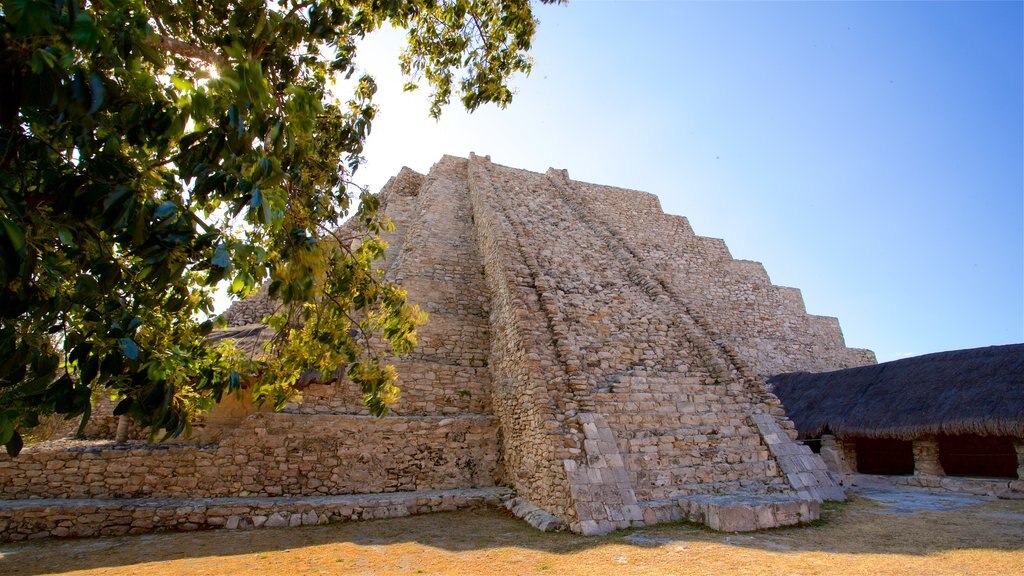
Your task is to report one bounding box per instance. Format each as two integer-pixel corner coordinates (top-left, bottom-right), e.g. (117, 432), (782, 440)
(0, 154), (873, 540)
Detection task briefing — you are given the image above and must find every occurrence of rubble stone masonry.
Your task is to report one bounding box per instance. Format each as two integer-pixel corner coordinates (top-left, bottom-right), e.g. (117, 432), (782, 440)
(0, 154), (873, 539)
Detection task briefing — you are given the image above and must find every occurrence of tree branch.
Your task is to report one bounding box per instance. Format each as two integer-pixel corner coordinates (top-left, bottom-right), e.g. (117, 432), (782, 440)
(148, 34), (224, 66)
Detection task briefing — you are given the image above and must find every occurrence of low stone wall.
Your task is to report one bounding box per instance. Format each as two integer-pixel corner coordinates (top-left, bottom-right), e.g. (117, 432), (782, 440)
(845, 473), (1024, 499)
(678, 494), (820, 532)
(0, 413), (499, 500)
(0, 487), (510, 543)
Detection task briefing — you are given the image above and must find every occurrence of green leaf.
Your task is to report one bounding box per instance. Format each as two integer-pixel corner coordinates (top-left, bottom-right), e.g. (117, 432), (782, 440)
(1, 217), (25, 256)
(154, 201), (177, 219)
(89, 73), (106, 113)
(80, 356), (99, 386)
(30, 49), (58, 73)
(74, 403), (92, 439)
(113, 398), (133, 416)
(171, 76), (193, 93)
(0, 411), (14, 445)
(71, 14), (98, 46)
(4, 430), (23, 457)
(119, 338), (139, 360)
(102, 186), (132, 217)
(212, 243), (231, 268)
(57, 227), (75, 246)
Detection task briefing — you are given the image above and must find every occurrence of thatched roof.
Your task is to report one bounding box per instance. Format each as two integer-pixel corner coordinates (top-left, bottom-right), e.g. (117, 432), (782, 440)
(768, 344), (1024, 440)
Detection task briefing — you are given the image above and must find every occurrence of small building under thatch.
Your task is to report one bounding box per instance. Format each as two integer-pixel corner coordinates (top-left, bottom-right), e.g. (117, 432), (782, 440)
(768, 344), (1024, 496)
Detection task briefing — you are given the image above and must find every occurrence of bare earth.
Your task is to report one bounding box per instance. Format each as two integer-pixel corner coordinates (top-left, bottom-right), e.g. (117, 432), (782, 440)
(2, 490), (1022, 576)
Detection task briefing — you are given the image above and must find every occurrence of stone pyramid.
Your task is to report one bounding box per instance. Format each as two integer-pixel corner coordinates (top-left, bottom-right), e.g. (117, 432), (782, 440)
(0, 154), (875, 539)
(227, 153), (874, 533)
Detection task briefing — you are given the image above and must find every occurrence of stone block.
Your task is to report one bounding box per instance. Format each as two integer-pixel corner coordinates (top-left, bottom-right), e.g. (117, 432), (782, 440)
(264, 513), (288, 528)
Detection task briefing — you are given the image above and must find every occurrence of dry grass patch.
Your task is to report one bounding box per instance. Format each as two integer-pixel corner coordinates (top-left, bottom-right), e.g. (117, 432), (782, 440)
(1, 495), (1022, 575)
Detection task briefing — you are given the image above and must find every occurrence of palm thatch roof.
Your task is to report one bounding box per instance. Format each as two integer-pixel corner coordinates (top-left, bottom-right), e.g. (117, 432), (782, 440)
(768, 344), (1024, 440)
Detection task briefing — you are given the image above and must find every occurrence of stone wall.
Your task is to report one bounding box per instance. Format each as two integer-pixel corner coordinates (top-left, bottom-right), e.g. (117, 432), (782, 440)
(0, 413), (498, 500)
(223, 284), (276, 327)
(221, 164), (413, 329)
(466, 155), (579, 523)
(292, 361), (492, 416)
(569, 179), (875, 377)
(82, 390), (268, 445)
(288, 157), (495, 420)
(0, 488), (508, 542)
(2, 153), (870, 539)
(464, 154), (845, 533)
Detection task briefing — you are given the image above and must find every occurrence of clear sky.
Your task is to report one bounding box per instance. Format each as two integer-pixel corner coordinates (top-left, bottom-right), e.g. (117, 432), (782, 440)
(345, 0), (1023, 363)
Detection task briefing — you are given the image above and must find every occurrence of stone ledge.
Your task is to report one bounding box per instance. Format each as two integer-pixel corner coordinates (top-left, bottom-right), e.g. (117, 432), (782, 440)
(843, 473), (1024, 500)
(676, 493), (819, 532)
(503, 496), (567, 532)
(0, 487), (512, 543)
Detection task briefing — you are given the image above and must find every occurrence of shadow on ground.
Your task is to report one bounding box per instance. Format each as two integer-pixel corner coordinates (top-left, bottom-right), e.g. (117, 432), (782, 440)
(1, 488), (1022, 575)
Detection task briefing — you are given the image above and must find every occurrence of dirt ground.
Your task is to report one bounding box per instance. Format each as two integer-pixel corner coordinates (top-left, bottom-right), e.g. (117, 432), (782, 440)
(1, 489), (1022, 576)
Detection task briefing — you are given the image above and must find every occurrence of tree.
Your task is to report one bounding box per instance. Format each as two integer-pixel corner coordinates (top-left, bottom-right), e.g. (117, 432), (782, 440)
(0, 0), (562, 455)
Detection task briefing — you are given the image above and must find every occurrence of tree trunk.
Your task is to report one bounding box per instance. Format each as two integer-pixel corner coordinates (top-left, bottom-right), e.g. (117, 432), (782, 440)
(115, 415), (129, 444)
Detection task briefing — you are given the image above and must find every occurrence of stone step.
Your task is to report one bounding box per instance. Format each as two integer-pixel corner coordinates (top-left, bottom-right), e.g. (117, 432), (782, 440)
(593, 391), (699, 403)
(595, 402), (702, 414)
(624, 448), (775, 470)
(614, 428), (770, 440)
(0, 487), (512, 543)
(602, 410), (754, 423)
(639, 492), (819, 532)
(635, 478), (788, 502)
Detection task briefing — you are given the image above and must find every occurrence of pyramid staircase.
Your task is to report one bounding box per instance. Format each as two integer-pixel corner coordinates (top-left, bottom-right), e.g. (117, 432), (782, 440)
(0, 154), (868, 540)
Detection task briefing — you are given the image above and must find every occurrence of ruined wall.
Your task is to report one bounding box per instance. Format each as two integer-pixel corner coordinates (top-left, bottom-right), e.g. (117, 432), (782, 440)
(0, 413), (498, 500)
(1, 154), (868, 539)
(0, 488), (507, 542)
(470, 158), (795, 529)
(290, 159), (495, 422)
(222, 283), (275, 327)
(571, 180), (875, 377)
(220, 164), (405, 329)
(294, 362), (492, 416)
(465, 155), (579, 522)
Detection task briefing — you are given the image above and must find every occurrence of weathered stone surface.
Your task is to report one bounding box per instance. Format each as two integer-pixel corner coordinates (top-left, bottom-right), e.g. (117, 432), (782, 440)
(913, 438), (945, 477)
(0, 489), (508, 543)
(1, 154), (875, 539)
(847, 473), (1024, 499)
(503, 497), (567, 532)
(0, 414), (498, 500)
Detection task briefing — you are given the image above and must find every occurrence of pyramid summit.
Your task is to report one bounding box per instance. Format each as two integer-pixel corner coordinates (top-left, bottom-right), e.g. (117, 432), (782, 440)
(0, 153), (875, 539)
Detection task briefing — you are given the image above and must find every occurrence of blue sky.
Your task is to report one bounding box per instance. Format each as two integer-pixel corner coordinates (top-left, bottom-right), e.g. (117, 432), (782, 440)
(348, 1), (1023, 363)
